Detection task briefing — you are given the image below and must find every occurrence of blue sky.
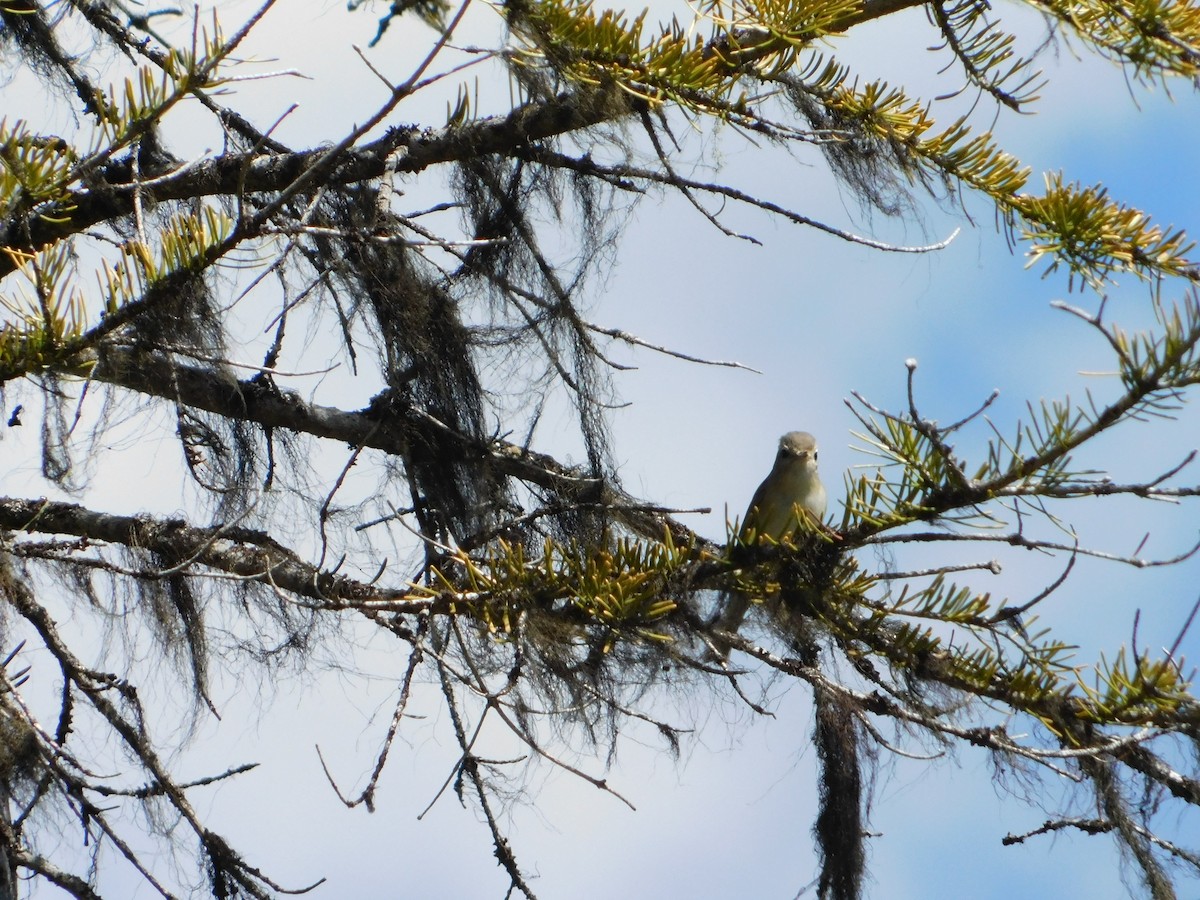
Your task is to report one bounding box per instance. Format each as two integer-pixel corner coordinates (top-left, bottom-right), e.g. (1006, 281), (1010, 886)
(588, 10), (1200, 897)
(3, 1), (1199, 897)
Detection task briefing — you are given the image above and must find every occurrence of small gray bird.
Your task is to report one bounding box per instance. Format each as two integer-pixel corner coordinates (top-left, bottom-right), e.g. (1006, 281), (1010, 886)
(709, 431), (828, 659)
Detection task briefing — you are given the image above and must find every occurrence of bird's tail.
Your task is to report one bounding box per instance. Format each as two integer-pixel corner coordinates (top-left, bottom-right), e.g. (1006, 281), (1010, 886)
(705, 590), (750, 661)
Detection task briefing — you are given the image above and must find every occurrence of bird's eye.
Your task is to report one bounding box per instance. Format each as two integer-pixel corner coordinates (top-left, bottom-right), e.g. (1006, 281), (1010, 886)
(813, 451), (819, 461)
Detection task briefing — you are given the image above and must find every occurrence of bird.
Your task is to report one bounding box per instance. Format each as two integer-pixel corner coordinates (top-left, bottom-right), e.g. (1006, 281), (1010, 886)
(708, 431), (828, 660)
